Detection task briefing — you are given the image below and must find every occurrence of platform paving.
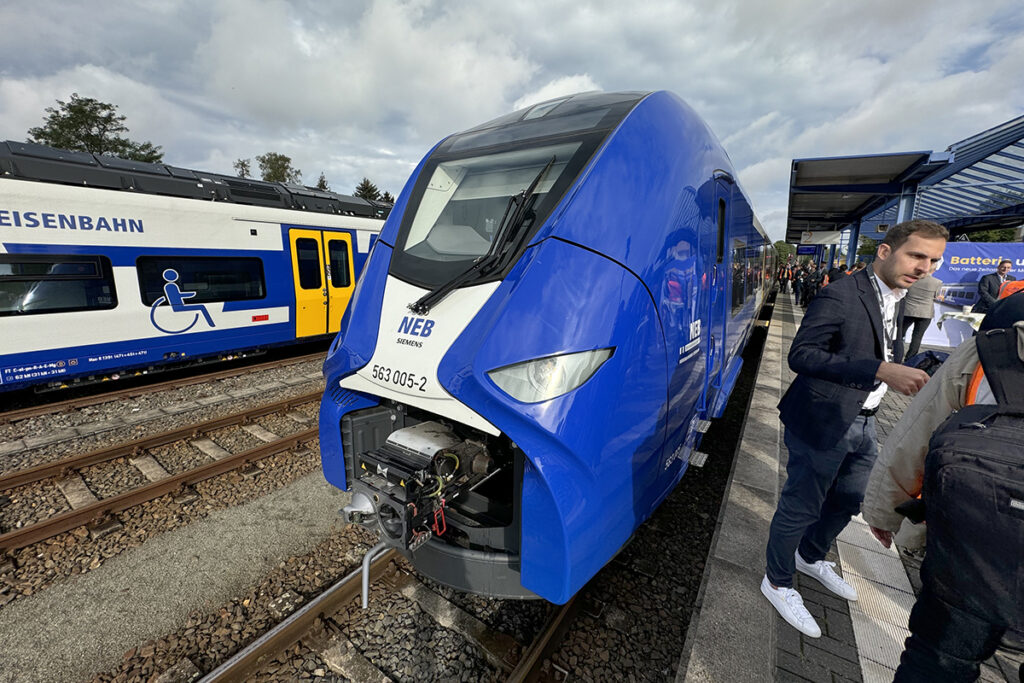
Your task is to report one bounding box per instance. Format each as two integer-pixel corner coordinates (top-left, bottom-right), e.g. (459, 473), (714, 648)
(680, 290), (1022, 682)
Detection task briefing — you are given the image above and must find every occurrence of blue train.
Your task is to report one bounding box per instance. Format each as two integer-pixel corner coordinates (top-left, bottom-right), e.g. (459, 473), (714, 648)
(319, 91), (775, 603)
(0, 141), (387, 392)
(936, 283), (979, 309)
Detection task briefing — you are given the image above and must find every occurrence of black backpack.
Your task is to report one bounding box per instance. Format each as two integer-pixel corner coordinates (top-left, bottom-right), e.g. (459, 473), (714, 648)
(921, 327), (1024, 630)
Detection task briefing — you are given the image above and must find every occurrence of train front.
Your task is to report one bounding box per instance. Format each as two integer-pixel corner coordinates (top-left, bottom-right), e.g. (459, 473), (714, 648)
(319, 92), (678, 603)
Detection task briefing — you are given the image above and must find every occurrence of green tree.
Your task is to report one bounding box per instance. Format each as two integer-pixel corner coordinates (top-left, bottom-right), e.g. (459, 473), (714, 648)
(380, 191), (395, 204)
(256, 152), (301, 183)
(857, 237), (878, 255)
(963, 227), (1019, 242)
(27, 93), (163, 162)
(315, 172), (330, 191)
(354, 177), (380, 200)
(773, 240), (795, 261)
(233, 158), (251, 179)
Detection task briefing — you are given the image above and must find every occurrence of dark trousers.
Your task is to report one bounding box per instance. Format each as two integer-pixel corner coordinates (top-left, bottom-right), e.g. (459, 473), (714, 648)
(765, 416), (878, 587)
(894, 586), (1006, 682)
(900, 315), (931, 361)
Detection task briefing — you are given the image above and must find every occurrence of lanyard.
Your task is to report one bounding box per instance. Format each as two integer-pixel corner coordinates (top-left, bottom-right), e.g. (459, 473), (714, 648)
(868, 270), (897, 362)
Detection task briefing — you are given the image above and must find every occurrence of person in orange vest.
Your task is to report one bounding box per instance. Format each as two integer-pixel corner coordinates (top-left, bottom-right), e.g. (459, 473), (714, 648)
(862, 289), (1024, 681)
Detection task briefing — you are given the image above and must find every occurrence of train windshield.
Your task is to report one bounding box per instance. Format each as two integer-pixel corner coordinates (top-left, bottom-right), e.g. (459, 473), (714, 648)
(390, 92), (647, 289)
(391, 141), (586, 289)
(409, 143), (576, 256)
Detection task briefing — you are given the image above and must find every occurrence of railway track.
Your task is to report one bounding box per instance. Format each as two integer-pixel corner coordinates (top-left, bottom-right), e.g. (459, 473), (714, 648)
(0, 391), (322, 556)
(196, 549), (578, 683)
(0, 351), (325, 425)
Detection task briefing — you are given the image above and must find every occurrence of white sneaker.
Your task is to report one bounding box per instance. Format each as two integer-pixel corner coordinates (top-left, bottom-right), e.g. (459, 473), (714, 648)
(760, 575), (821, 638)
(795, 551), (858, 601)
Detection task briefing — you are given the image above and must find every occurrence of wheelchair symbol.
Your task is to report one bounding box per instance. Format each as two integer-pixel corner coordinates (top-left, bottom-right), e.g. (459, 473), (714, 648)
(149, 269), (216, 335)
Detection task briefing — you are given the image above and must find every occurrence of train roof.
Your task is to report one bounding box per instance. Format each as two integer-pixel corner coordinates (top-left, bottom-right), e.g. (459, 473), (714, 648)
(0, 140), (391, 220)
(439, 91), (651, 155)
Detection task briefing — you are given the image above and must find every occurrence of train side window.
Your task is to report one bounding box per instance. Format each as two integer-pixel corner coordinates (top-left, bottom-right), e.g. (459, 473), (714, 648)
(295, 238), (322, 290)
(716, 199), (726, 263)
(730, 239), (746, 316)
(327, 240), (352, 288)
(0, 254), (117, 316)
(136, 256), (266, 305)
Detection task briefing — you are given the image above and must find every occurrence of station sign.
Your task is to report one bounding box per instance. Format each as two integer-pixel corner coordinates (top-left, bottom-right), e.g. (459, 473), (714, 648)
(800, 230), (844, 245)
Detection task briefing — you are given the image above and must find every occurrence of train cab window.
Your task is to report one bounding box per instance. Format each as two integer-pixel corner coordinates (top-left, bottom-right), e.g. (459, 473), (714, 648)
(295, 239), (322, 290)
(327, 240), (352, 288)
(136, 256), (266, 305)
(401, 142), (581, 265)
(0, 254), (117, 316)
(391, 137), (598, 288)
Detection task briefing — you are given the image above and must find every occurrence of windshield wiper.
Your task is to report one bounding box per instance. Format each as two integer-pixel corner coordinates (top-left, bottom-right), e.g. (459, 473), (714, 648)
(409, 156), (555, 315)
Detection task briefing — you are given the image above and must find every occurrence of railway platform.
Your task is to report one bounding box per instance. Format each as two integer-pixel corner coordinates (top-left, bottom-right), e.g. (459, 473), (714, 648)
(678, 290), (1023, 683)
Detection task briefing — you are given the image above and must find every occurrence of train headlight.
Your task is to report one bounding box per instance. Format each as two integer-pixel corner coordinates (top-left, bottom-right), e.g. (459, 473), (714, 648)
(487, 348), (614, 403)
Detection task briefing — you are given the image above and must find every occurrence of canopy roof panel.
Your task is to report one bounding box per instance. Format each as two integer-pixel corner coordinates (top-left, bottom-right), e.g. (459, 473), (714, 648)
(786, 152), (940, 242)
(786, 114), (1024, 243)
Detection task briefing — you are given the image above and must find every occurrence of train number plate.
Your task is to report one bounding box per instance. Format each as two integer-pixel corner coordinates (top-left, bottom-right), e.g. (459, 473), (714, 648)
(369, 364), (428, 392)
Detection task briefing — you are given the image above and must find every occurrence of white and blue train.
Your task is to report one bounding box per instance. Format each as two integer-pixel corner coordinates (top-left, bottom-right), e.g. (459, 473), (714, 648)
(0, 141), (386, 392)
(319, 91), (775, 603)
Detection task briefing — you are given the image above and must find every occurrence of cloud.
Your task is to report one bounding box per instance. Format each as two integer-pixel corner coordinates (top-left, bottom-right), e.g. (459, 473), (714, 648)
(192, 0), (537, 141)
(1, 0), (1021, 233)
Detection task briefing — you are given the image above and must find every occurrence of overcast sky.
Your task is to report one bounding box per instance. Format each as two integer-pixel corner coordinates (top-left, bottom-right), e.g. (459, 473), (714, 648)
(1, 0), (1022, 240)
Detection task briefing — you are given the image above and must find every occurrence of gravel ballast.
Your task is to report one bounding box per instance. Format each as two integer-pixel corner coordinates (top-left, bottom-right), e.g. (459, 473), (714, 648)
(0, 470), (352, 683)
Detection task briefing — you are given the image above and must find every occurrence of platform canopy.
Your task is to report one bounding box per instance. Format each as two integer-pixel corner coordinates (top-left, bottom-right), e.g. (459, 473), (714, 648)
(786, 114), (1024, 244)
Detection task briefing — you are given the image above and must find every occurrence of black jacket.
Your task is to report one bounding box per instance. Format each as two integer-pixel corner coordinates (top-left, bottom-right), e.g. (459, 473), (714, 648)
(778, 269), (903, 450)
(975, 272), (1016, 314)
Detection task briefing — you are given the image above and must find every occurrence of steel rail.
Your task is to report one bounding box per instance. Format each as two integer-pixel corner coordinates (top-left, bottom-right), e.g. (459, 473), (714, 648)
(506, 595), (579, 683)
(198, 548), (399, 683)
(0, 391), (322, 490)
(0, 351), (324, 425)
(0, 426), (319, 554)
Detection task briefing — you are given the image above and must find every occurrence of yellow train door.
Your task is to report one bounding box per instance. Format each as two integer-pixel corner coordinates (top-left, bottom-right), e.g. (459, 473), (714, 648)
(290, 229), (328, 337)
(324, 233), (355, 334)
(289, 229), (357, 338)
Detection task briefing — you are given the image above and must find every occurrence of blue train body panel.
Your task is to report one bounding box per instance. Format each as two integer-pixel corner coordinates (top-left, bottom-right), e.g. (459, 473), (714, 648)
(318, 91), (775, 603)
(438, 238), (669, 600)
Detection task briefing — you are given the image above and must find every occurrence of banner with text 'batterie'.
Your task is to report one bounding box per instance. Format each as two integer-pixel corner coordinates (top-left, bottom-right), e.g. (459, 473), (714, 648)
(932, 242), (1024, 284)
(916, 242), (1024, 348)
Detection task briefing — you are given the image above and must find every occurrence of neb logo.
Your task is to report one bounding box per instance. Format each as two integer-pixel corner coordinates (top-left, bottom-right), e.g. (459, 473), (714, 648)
(398, 316), (434, 337)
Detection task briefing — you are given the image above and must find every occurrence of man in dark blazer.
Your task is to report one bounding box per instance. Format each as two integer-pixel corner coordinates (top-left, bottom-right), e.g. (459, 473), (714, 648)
(761, 220), (948, 638)
(974, 259), (1015, 314)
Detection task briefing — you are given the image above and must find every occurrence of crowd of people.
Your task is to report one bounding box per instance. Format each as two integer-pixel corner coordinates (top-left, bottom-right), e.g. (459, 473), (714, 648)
(776, 260), (869, 307)
(763, 222), (1022, 682)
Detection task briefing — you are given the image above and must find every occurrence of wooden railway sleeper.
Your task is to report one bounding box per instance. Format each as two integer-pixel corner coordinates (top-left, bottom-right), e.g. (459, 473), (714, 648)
(0, 427), (318, 555)
(173, 485), (200, 506)
(88, 511), (124, 541)
(0, 391), (321, 492)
